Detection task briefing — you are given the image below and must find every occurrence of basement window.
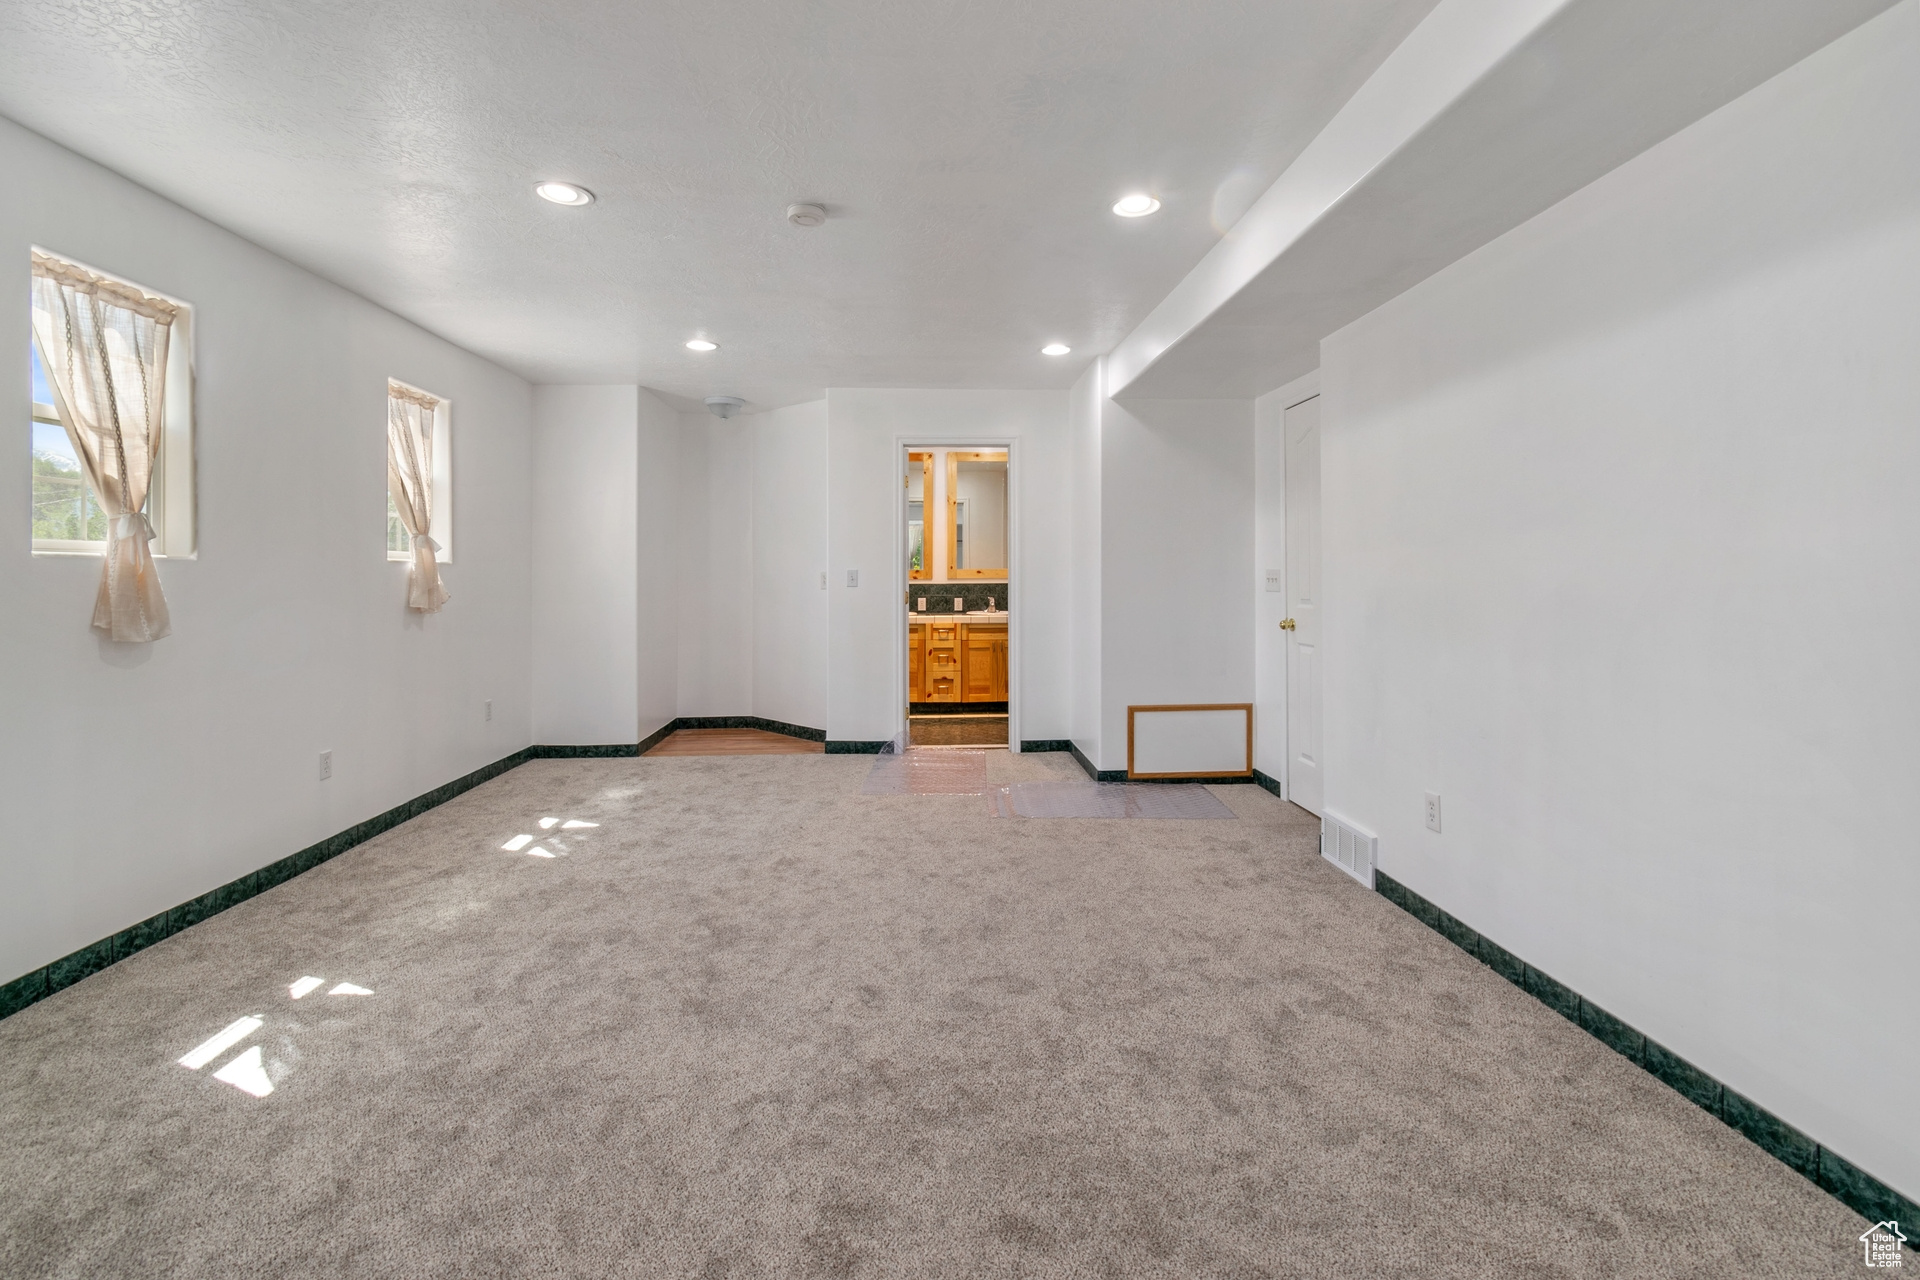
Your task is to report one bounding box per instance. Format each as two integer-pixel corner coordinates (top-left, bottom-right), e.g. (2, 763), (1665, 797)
(386, 381), (452, 562)
(29, 252), (195, 557)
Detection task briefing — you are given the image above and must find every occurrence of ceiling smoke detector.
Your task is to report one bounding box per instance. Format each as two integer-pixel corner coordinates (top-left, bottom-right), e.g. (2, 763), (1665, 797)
(786, 203), (827, 228)
(705, 396), (746, 419)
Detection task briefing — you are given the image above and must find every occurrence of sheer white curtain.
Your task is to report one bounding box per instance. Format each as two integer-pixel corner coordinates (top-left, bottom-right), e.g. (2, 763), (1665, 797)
(29, 252), (178, 642)
(388, 382), (449, 612)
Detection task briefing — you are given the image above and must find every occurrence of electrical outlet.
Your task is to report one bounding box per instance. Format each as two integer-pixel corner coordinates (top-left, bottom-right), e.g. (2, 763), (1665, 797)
(319, 750), (333, 781)
(1424, 791), (1441, 833)
(484, 699), (492, 722)
(846, 569), (859, 587)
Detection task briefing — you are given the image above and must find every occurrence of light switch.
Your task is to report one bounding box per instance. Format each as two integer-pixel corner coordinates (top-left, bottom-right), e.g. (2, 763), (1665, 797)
(847, 569), (859, 587)
(1265, 569), (1282, 593)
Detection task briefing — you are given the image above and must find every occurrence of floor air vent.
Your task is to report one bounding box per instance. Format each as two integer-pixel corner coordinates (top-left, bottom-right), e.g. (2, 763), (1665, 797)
(1320, 812), (1376, 888)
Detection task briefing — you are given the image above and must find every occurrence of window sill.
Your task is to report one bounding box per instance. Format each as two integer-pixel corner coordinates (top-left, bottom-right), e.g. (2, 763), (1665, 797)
(33, 545), (193, 559)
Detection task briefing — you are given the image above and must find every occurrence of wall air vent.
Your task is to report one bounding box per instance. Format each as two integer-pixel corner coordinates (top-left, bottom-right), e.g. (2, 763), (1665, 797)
(1321, 811), (1376, 888)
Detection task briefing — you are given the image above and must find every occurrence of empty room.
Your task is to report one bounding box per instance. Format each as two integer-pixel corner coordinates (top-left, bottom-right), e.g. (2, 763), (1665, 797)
(0, 0), (1914, 1275)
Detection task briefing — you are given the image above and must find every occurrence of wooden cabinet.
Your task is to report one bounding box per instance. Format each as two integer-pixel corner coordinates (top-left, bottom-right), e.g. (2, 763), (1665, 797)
(910, 620), (1006, 704)
(923, 620), (963, 702)
(961, 624), (1007, 702)
(909, 624), (925, 701)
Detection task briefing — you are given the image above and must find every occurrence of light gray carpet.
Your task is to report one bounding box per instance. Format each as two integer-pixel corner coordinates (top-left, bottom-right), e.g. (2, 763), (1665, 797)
(0, 752), (1869, 1277)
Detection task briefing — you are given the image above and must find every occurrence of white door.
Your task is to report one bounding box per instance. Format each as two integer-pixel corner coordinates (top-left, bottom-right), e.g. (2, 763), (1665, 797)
(1284, 397), (1323, 815)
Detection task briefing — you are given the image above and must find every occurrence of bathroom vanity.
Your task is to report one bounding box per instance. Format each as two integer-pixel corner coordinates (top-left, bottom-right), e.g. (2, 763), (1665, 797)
(908, 614), (1007, 703)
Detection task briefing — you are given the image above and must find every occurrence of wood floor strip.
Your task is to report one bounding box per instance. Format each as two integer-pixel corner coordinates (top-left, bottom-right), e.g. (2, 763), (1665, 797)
(644, 729), (825, 757)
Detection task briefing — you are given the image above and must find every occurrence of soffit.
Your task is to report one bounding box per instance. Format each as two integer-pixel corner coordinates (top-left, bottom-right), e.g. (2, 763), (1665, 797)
(1111, 0), (1900, 400)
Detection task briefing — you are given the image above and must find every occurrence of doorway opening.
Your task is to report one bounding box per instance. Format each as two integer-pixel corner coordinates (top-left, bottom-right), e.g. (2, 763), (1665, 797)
(904, 447), (1009, 748)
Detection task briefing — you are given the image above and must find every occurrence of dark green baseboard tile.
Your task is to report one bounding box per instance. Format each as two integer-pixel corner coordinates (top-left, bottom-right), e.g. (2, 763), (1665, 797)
(1252, 769), (1283, 799)
(1, 746), (538, 1024)
(826, 740), (890, 754)
(1722, 1088), (1818, 1176)
(1820, 1147), (1916, 1226)
(126, 910), (172, 954)
(0, 969), (46, 1018)
(1437, 911), (1479, 958)
(526, 743), (640, 758)
(1066, 741), (1127, 782)
(1368, 870), (1918, 1229)
(1578, 998), (1645, 1064)
(1522, 963), (1581, 1022)
(1375, 872), (1414, 912)
(42, 940), (108, 993)
(1020, 740), (1074, 753)
(1476, 935), (1527, 986)
(752, 717), (827, 742)
(1644, 1038), (1722, 1112)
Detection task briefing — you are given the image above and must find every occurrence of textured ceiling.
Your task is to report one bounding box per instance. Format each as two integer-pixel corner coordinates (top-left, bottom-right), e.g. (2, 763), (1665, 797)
(0, 0), (1439, 408)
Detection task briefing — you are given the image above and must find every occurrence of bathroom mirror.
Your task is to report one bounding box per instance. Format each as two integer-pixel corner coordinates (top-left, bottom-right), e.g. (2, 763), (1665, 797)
(906, 452), (932, 580)
(947, 451), (1007, 579)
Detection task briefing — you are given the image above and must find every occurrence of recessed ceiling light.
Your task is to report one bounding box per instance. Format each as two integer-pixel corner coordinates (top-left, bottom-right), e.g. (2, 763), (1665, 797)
(1041, 343), (1072, 356)
(685, 339), (718, 352)
(1112, 193), (1160, 217)
(535, 181), (594, 206)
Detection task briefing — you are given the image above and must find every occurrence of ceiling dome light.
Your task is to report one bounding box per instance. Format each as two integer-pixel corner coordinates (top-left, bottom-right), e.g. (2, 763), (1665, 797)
(1041, 343), (1072, 356)
(1112, 193), (1160, 217)
(535, 181), (594, 206)
(787, 203), (827, 227)
(685, 339), (718, 352)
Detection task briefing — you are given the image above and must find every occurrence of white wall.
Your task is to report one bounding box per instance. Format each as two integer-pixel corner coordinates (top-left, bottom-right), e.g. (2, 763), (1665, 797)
(751, 401), (829, 731)
(533, 386), (638, 745)
(0, 116), (534, 984)
(1320, 1), (1919, 1198)
(676, 413), (754, 717)
(827, 389), (1070, 746)
(1068, 364), (1103, 758)
(1253, 370), (1318, 783)
(635, 391), (681, 740)
(1095, 398), (1256, 770)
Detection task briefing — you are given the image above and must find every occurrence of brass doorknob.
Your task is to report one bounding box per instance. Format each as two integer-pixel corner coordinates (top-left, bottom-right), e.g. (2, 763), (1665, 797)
(1279, 618), (1297, 631)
